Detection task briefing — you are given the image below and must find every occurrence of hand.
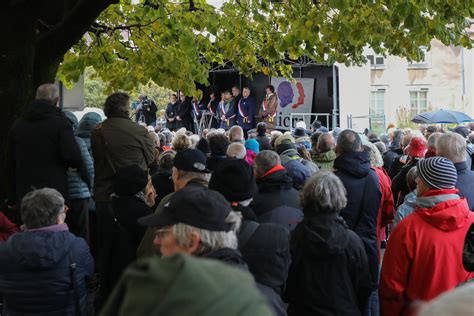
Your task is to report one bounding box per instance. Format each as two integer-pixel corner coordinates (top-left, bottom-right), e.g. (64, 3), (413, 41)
(176, 116), (182, 121)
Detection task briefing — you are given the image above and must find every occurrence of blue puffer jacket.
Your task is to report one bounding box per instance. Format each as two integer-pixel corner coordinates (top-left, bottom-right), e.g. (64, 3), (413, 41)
(0, 226), (94, 315)
(76, 112), (102, 154)
(67, 137), (94, 200)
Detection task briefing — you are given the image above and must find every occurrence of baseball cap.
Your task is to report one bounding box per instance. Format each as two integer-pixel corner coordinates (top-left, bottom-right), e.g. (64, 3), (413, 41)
(173, 149), (209, 173)
(138, 187), (233, 231)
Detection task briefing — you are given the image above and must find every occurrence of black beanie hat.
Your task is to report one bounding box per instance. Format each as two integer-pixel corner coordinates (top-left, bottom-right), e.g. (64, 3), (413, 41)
(209, 159), (258, 202)
(113, 165), (148, 196)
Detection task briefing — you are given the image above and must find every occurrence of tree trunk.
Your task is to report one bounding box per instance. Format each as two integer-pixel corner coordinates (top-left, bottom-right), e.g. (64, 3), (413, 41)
(0, 0), (116, 201)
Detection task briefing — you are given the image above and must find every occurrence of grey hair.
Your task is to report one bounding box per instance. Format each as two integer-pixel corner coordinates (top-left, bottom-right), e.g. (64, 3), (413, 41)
(417, 282), (474, 316)
(336, 129), (362, 153)
(437, 133), (466, 163)
(374, 141), (386, 155)
(226, 142), (246, 159)
(228, 125), (244, 143)
(364, 142), (384, 168)
(427, 132), (442, 148)
(172, 210), (241, 255)
(317, 133), (335, 153)
(36, 84), (59, 103)
(254, 150), (281, 175)
(179, 170), (211, 184)
(21, 188), (65, 229)
(301, 171), (347, 213)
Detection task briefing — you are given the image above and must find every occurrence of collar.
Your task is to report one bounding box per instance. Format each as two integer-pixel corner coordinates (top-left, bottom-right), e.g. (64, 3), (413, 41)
(454, 161), (467, 172)
(261, 164), (286, 178)
(27, 223), (69, 232)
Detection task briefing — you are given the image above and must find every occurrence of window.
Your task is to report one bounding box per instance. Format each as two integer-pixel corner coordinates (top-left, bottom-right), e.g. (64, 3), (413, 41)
(366, 55), (385, 68)
(408, 46), (429, 68)
(410, 90), (428, 116)
(370, 90), (385, 132)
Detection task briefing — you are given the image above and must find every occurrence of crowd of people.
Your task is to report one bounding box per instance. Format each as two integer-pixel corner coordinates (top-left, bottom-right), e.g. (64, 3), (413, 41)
(1, 83), (474, 316)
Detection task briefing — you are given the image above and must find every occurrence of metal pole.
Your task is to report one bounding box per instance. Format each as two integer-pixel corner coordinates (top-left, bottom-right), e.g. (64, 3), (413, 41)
(332, 65), (338, 129)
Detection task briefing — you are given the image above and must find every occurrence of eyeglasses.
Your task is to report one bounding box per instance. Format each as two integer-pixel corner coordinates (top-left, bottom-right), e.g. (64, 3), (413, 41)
(155, 227), (173, 239)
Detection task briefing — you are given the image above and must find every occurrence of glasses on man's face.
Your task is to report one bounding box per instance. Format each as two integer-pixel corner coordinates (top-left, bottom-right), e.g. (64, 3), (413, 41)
(155, 227), (173, 239)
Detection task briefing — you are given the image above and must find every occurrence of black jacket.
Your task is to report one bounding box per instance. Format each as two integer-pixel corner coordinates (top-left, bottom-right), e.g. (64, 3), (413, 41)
(142, 99), (158, 125)
(165, 102), (178, 130)
(176, 99), (192, 130)
(251, 169), (303, 230)
(7, 101), (81, 204)
(382, 147), (403, 174)
(256, 135), (272, 151)
(151, 170), (174, 206)
(285, 213), (371, 316)
(239, 221), (291, 316)
(333, 151), (381, 290)
(106, 195), (152, 299)
(391, 159), (418, 207)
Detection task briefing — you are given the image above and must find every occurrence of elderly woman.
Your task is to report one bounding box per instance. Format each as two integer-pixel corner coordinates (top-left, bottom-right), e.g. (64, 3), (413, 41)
(285, 172), (371, 316)
(0, 188), (94, 315)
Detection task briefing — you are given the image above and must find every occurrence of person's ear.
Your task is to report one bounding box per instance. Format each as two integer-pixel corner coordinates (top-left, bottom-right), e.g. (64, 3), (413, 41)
(187, 232), (201, 254)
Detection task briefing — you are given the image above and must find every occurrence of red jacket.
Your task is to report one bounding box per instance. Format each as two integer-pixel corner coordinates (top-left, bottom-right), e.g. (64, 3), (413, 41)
(380, 189), (474, 316)
(374, 167), (394, 255)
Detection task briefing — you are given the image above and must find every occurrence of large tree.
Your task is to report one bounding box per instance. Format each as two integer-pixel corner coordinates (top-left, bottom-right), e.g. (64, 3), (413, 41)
(1, 0), (472, 198)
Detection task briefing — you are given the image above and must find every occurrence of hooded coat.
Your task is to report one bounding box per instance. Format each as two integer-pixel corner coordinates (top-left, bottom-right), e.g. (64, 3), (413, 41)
(6, 101), (82, 204)
(76, 112), (102, 154)
(279, 148), (318, 190)
(380, 189), (474, 316)
(251, 168), (303, 231)
(100, 254), (273, 316)
(285, 213), (372, 316)
(454, 161), (474, 211)
(0, 226), (94, 315)
(333, 151), (381, 290)
(312, 150), (336, 171)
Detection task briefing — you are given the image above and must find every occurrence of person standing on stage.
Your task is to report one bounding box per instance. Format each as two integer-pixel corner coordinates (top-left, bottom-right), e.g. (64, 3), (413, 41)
(237, 87), (256, 137)
(176, 92), (192, 130)
(165, 94), (178, 131)
(207, 91), (220, 129)
(232, 86), (242, 106)
(261, 85), (278, 131)
(219, 90), (236, 131)
(191, 96), (202, 134)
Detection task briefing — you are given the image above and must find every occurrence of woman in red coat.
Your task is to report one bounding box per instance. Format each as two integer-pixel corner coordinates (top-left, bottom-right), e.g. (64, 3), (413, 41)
(380, 157), (474, 316)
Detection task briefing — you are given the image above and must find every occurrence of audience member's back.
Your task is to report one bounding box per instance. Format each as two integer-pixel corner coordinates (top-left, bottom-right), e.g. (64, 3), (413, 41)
(0, 189), (94, 315)
(251, 150), (303, 230)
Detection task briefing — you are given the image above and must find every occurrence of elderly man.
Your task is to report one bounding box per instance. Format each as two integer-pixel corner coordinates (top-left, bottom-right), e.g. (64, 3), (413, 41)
(7, 83), (81, 206)
(227, 142), (247, 159)
(236, 87), (256, 137)
(139, 187), (244, 267)
(251, 150), (303, 230)
(333, 129), (381, 315)
(380, 157), (474, 316)
(137, 149), (210, 258)
(0, 188), (93, 315)
(229, 125), (245, 143)
(312, 132), (337, 171)
(436, 133), (474, 211)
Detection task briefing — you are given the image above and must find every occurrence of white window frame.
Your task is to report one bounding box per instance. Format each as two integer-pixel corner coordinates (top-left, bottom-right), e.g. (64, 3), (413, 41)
(408, 46), (430, 69)
(366, 54), (386, 69)
(409, 89), (429, 115)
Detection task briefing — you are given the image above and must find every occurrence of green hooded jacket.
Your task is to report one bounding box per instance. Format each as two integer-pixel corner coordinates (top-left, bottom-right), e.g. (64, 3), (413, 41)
(100, 253), (273, 316)
(312, 149), (336, 171)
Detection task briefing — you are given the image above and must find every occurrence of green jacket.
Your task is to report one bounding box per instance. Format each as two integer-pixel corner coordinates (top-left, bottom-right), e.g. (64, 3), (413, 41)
(100, 253), (273, 316)
(91, 115), (156, 201)
(312, 149), (336, 171)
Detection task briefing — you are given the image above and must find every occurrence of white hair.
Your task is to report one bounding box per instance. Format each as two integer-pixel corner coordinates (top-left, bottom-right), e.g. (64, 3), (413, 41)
(172, 211), (241, 255)
(437, 133), (466, 163)
(226, 142), (246, 159)
(301, 171), (347, 212)
(417, 282), (474, 316)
